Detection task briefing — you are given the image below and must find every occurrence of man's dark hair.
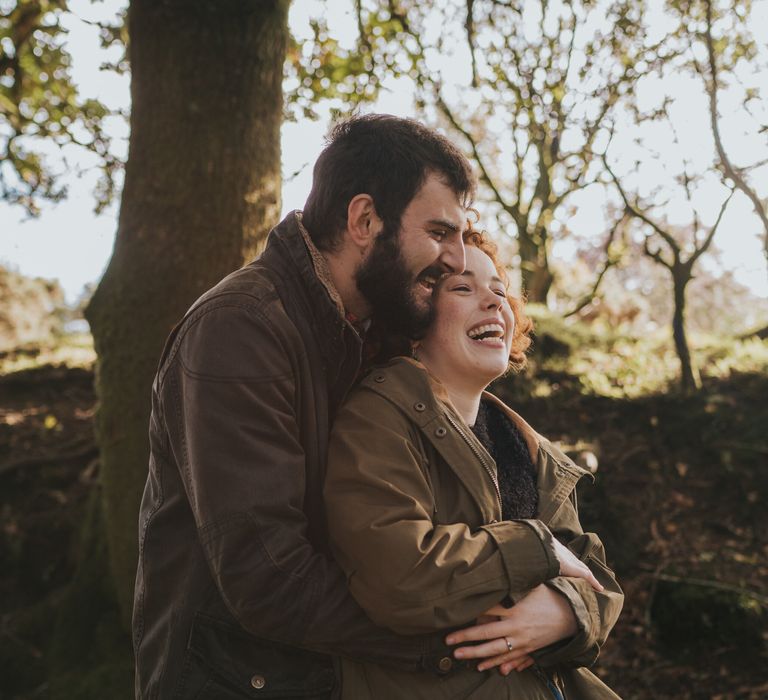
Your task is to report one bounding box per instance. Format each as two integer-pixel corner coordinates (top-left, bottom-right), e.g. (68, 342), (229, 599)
(302, 114), (475, 251)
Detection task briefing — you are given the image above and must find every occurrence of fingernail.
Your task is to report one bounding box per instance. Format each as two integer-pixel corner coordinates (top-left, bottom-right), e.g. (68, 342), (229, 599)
(454, 650), (464, 659)
(446, 636), (455, 645)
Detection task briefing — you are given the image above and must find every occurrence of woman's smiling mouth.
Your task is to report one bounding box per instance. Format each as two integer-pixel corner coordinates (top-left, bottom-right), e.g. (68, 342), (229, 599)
(466, 322), (505, 346)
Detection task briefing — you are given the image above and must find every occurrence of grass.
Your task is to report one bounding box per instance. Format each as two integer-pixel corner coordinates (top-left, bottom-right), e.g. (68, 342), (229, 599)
(0, 333), (95, 376)
(526, 306), (768, 399)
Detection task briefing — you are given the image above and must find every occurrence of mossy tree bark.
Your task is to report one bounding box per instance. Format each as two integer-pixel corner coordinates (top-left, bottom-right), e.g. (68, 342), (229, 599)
(85, 0), (289, 627)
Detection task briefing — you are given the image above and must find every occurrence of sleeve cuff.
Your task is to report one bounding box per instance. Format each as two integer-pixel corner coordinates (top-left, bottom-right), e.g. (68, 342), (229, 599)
(534, 576), (600, 668)
(481, 519), (560, 594)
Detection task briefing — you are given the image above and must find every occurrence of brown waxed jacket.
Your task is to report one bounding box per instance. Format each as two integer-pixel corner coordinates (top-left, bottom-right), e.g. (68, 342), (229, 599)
(133, 213), (454, 700)
(325, 357), (624, 699)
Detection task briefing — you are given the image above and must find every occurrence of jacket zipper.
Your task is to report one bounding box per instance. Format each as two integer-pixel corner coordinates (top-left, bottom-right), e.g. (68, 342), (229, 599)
(443, 411), (503, 517)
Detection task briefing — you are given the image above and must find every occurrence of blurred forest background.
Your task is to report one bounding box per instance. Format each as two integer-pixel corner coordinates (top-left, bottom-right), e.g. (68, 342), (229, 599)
(1, 0), (767, 698)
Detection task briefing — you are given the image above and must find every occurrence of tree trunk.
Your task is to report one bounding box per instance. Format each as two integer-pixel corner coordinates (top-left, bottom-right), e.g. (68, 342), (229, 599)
(671, 267), (700, 394)
(518, 229), (553, 304)
(85, 0), (289, 627)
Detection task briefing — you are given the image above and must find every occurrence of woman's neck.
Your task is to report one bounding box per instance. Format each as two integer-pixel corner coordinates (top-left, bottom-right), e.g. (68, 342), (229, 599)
(424, 365), (484, 425)
(445, 386), (483, 426)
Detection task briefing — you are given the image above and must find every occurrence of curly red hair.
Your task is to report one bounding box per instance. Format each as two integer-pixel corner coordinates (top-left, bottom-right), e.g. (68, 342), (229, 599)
(462, 227), (533, 372)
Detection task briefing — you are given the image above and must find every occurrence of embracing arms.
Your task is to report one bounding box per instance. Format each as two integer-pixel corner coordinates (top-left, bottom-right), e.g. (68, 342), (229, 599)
(324, 384), (622, 667)
(158, 300), (432, 668)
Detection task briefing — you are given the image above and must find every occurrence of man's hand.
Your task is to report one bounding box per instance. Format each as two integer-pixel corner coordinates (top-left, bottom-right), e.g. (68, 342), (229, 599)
(445, 584), (578, 674)
(552, 538), (603, 592)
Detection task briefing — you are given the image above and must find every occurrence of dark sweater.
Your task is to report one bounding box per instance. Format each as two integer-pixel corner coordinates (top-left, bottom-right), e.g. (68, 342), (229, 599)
(470, 400), (538, 520)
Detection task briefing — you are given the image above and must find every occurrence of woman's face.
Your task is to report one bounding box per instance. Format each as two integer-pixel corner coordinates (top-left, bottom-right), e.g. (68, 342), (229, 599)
(417, 246), (515, 388)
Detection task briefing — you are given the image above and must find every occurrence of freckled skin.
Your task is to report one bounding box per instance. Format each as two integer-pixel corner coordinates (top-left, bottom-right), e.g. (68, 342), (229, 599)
(418, 247), (515, 389)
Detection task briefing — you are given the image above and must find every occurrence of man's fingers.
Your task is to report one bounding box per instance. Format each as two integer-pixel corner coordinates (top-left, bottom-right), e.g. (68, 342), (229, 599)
(480, 604), (509, 617)
(500, 656), (535, 675)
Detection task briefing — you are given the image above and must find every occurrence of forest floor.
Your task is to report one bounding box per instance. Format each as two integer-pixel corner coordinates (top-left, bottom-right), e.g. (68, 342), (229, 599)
(1, 352), (767, 699)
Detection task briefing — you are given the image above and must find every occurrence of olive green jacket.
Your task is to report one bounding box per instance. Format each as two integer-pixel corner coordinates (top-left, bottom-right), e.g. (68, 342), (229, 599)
(325, 358), (623, 699)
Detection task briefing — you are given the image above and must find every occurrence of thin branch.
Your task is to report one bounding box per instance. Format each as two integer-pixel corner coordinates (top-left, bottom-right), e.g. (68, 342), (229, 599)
(703, 0), (768, 254)
(690, 187), (735, 265)
(433, 91), (517, 217)
(602, 152), (681, 258)
(563, 215), (626, 318)
(465, 0), (478, 87)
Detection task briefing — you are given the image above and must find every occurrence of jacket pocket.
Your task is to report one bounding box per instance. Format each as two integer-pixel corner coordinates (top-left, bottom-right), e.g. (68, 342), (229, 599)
(178, 613), (336, 699)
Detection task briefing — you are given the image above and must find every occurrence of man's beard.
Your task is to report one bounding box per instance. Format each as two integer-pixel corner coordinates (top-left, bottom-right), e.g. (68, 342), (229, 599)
(355, 222), (436, 340)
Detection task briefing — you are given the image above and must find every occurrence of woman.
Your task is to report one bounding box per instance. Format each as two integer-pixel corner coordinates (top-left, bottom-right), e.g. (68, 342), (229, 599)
(324, 232), (623, 699)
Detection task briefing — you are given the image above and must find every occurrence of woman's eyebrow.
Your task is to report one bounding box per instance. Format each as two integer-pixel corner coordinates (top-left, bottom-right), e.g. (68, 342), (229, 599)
(456, 270), (504, 285)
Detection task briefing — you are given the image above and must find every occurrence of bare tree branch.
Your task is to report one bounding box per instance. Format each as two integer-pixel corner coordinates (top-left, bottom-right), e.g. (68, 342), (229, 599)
(702, 0), (768, 260)
(564, 214), (627, 318)
(465, 0), (478, 87)
(602, 152), (681, 259)
(690, 186), (736, 265)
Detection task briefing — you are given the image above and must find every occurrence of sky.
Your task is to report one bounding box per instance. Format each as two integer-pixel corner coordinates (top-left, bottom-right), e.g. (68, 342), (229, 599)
(1, 0), (767, 305)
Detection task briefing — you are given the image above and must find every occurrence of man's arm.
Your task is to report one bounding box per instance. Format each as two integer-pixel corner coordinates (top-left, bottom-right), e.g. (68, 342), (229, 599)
(161, 299), (429, 669)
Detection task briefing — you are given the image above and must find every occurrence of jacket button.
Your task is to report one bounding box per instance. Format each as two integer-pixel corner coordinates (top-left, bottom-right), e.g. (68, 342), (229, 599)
(438, 656), (454, 673)
(374, 374), (385, 383)
(414, 402), (426, 412)
(435, 426), (447, 438)
(489, 518), (498, 524)
(250, 674), (266, 689)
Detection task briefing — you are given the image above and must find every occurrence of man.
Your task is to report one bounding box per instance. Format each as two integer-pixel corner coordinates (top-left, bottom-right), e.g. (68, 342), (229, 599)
(133, 114), (477, 698)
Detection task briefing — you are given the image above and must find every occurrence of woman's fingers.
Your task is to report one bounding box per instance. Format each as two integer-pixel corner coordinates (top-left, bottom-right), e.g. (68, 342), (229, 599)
(553, 539), (604, 592)
(447, 618), (510, 646)
(476, 648), (530, 672)
(453, 636), (513, 660)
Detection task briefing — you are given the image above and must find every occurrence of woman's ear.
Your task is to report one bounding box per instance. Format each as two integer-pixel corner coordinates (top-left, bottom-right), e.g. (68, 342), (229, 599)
(346, 194), (383, 252)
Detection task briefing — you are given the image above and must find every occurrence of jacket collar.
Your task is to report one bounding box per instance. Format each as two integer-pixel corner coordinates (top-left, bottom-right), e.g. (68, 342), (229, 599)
(260, 211), (359, 367)
(362, 357), (592, 525)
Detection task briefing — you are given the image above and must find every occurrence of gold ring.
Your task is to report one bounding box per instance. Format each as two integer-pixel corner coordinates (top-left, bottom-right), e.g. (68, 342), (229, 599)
(505, 637), (513, 652)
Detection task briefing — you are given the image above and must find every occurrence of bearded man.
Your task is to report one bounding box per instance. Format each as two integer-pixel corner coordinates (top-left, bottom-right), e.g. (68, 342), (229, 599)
(133, 114), (476, 699)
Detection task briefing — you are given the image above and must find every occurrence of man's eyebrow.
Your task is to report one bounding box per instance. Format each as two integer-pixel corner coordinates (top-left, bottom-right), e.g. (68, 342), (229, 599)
(428, 218), (460, 232)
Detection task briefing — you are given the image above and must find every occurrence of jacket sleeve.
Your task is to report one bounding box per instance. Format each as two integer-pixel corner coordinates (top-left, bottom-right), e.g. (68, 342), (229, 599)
(161, 300), (433, 669)
(324, 387), (560, 636)
(533, 488), (624, 669)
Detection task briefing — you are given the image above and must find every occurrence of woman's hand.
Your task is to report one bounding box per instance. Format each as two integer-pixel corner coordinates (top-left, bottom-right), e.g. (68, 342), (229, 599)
(445, 584), (578, 673)
(552, 538), (603, 591)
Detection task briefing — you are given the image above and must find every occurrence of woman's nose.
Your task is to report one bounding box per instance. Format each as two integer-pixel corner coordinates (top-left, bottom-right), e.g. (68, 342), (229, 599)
(482, 289), (501, 309)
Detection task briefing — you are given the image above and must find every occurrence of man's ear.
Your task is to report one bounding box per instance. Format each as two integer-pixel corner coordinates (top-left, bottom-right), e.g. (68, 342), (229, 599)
(346, 194), (383, 252)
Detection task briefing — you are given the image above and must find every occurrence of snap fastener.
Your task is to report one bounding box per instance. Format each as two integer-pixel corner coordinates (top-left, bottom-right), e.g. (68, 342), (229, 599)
(250, 674), (266, 689)
(414, 402), (426, 412)
(488, 518), (498, 524)
(438, 656), (453, 672)
(435, 426), (447, 438)
(374, 374), (385, 383)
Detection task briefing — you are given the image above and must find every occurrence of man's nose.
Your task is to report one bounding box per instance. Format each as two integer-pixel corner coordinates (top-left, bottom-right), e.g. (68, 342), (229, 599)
(441, 235), (466, 273)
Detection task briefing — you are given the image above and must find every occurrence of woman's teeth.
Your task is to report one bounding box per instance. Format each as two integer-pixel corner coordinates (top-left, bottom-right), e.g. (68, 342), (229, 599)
(467, 323), (504, 341)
